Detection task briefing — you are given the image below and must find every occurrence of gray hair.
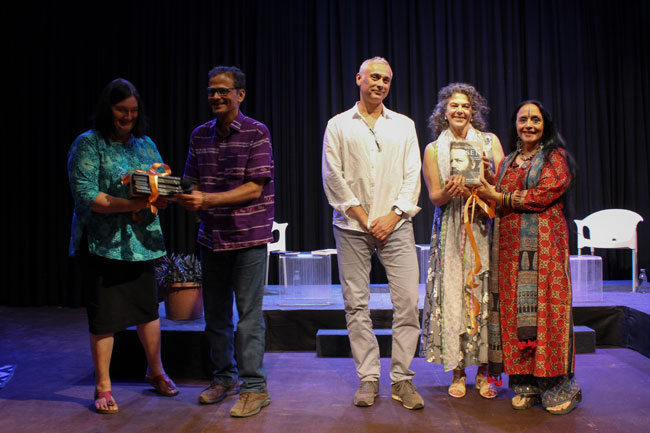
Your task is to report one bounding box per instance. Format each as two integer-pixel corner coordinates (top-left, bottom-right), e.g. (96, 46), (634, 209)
(358, 56), (391, 74)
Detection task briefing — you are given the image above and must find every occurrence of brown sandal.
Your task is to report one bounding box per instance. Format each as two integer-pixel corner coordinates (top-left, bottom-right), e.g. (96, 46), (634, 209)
(145, 373), (179, 397)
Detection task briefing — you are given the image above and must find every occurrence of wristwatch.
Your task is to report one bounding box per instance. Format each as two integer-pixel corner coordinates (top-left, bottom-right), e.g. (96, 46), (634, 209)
(392, 206), (403, 217)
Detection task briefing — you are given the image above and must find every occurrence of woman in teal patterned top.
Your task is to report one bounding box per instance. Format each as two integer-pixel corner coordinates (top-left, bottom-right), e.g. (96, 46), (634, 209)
(68, 79), (178, 414)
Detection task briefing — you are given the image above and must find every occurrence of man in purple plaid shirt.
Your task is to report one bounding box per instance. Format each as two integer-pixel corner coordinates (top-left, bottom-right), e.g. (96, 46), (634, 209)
(176, 65), (274, 418)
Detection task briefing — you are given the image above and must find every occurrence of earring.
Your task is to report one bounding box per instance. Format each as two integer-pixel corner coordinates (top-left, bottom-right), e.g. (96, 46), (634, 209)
(444, 115), (448, 121)
(516, 138), (523, 152)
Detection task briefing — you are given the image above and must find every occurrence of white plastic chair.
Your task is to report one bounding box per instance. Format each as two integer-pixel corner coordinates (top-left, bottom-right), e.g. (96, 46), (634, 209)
(574, 209), (644, 292)
(266, 222), (288, 288)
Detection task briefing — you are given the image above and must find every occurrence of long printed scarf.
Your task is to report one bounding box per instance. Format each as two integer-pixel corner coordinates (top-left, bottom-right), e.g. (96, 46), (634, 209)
(488, 148), (546, 377)
(421, 127), (494, 371)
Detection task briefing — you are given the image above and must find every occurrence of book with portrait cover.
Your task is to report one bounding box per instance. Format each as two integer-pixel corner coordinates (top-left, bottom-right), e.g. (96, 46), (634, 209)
(450, 140), (483, 185)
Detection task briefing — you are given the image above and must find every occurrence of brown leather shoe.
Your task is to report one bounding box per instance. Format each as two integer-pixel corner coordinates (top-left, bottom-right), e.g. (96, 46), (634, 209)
(199, 381), (240, 404)
(229, 390), (271, 417)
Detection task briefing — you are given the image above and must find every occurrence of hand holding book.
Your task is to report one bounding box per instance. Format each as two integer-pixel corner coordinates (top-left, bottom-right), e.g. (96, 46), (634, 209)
(443, 174), (467, 199)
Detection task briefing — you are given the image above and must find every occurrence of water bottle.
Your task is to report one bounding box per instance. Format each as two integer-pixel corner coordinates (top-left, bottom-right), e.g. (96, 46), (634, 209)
(292, 269), (301, 287)
(639, 269), (648, 293)
(292, 269), (302, 297)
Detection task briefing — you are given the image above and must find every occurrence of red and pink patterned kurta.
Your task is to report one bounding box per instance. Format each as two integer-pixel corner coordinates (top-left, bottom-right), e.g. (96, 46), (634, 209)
(496, 149), (574, 377)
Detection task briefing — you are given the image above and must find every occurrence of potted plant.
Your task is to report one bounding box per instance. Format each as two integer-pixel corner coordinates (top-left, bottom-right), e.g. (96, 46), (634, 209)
(155, 254), (203, 320)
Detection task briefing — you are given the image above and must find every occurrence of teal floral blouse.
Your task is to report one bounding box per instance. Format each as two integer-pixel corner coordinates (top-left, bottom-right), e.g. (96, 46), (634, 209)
(68, 130), (167, 261)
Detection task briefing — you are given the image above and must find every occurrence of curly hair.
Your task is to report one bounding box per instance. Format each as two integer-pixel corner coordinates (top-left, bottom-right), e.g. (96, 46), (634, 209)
(428, 82), (489, 139)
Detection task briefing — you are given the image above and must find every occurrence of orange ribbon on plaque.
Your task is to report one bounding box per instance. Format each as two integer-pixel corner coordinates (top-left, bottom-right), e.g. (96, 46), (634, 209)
(121, 162), (172, 220)
(463, 188), (495, 334)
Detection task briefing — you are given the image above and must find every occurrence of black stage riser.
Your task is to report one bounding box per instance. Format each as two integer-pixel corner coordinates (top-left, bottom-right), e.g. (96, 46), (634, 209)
(110, 306), (636, 379)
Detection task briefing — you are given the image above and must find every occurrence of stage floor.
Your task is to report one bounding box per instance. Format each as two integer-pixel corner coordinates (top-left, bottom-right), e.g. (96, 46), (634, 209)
(1, 283), (649, 432)
(0, 304), (649, 433)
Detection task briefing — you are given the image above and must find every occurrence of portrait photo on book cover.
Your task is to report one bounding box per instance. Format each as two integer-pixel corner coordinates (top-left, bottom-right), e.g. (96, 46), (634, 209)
(450, 140), (483, 185)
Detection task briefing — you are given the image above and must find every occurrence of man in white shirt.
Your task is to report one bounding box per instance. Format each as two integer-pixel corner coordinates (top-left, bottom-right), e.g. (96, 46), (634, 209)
(322, 57), (423, 410)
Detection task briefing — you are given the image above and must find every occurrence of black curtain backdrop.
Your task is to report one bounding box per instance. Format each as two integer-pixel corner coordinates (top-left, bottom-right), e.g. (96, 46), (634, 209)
(3, 0), (649, 306)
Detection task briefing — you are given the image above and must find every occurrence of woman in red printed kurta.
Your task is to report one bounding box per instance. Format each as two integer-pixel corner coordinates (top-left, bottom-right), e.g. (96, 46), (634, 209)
(478, 100), (581, 415)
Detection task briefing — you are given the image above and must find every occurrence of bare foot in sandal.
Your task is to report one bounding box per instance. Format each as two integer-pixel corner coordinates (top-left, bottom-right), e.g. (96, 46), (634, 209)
(546, 391), (582, 415)
(448, 369), (466, 398)
(95, 390), (119, 414)
(475, 365), (497, 399)
(511, 393), (540, 410)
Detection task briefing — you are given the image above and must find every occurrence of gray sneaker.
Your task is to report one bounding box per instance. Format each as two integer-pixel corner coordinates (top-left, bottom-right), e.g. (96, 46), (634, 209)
(391, 380), (424, 410)
(354, 380), (379, 407)
(198, 381), (240, 404)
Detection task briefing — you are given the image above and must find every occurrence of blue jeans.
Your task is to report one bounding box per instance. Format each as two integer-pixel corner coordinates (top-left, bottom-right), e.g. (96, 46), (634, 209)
(201, 244), (267, 393)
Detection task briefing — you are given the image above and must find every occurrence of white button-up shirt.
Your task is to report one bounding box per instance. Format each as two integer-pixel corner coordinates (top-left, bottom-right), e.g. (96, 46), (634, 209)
(322, 103), (422, 233)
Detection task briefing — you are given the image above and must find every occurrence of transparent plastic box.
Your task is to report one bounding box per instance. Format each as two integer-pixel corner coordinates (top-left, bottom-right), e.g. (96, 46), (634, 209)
(278, 253), (332, 306)
(416, 245), (431, 285)
(570, 255), (603, 303)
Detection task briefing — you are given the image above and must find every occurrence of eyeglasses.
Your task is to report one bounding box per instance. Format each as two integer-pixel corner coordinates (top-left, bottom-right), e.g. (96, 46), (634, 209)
(207, 87), (237, 97)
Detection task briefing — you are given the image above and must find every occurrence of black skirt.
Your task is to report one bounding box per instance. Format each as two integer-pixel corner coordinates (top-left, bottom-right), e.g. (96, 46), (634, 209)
(81, 251), (159, 335)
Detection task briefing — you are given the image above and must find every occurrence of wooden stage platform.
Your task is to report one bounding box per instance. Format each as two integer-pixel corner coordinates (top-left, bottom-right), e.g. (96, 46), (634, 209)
(1, 293), (650, 433)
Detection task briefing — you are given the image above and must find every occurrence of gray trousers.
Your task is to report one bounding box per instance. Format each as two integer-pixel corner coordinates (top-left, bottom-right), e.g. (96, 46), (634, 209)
(333, 222), (420, 383)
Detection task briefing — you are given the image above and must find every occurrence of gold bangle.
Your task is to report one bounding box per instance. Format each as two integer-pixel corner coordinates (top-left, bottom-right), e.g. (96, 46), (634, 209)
(502, 192), (510, 208)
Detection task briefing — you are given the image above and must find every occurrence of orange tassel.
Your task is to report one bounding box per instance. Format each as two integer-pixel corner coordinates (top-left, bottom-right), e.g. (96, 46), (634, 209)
(488, 375), (503, 387)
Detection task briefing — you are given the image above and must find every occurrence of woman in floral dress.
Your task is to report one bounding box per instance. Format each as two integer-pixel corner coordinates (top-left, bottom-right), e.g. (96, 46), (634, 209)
(421, 83), (503, 399)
